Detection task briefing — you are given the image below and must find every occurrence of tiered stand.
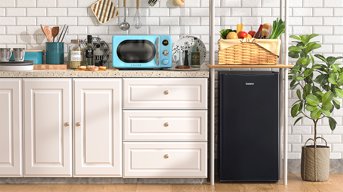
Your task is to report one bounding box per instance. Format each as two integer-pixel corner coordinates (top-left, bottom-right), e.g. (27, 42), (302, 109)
(208, 0), (291, 185)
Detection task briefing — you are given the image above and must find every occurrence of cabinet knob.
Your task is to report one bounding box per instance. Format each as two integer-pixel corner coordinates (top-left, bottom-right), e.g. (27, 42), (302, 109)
(64, 122), (70, 127)
(164, 154), (169, 159)
(163, 122), (169, 127)
(163, 90), (169, 95)
(76, 122), (81, 127)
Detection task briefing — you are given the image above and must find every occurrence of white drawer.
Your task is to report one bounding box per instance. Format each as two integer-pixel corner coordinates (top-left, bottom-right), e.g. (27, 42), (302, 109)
(123, 142), (207, 178)
(123, 78), (207, 109)
(123, 110), (207, 141)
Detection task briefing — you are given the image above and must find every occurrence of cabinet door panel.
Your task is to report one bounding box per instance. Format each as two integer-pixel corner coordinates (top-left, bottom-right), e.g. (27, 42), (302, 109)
(24, 79), (72, 176)
(74, 79), (122, 177)
(0, 79), (22, 176)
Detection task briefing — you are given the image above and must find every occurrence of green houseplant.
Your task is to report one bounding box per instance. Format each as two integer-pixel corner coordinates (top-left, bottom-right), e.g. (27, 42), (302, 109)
(289, 34), (343, 181)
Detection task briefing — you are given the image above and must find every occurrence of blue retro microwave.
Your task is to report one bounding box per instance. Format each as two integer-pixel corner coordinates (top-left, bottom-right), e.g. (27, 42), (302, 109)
(112, 35), (172, 69)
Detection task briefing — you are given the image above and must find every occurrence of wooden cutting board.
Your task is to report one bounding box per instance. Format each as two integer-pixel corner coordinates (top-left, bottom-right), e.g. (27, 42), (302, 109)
(91, 0), (119, 24)
(34, 64), (68, 70)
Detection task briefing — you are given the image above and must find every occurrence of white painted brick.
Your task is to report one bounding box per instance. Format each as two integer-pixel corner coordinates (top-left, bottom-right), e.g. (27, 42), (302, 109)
(288, 153), (301, 159)
(330, 153), (342, 159)
(6, 26), (26, 35)
(261, 16), (278, 24)
(185, 0), (201, 7)
(27, 8), (47, 17)
(17, 0), (36, 7)
(232, 8), (251, 16)
(0, 0), (15, 7)
(108, 26), (128, 35)
(17, 17), (36, 26)
(160, 17), (179, 26)
(37, 17), (57, 25)
(58, 0), (77, 7)
(292, 26), (313, 34)
(150, 8), (169, 16)
(6, 8), (26, 16)
(191, 8), (209, 16)
(313, 26), (333, 34)
(242, 0), (261, 7)
(334, 26), (343, 34)
(170, 8), (190, 16)
(261, 0), (280, 7)
(322, 135), (342, 143)
(324, 17), (343, 26)
(303, 0), (323, 7)
(48, 8), (68, 16)
(289, 135), (302, 143)
(333, 144), (343, 152)
(288, 17), (303, 26)
(317, 44), (333, 53)
(313, 8), (333, 16)
(216, 8), (230, 16)
(303, 17), (323, 26)
(252, 8), (271, 16)
(37, 0), (57, 7)
(170, 26), (190, 34)
(325, 0), (343, 7)
(0, 8), (5, 16)
(293, 8), (312, 16)
(0, 26), (6, 34)
(17, 34), (35, 44)
(322, 117), (342, 126)
(26, 26), (43, 35)
(242, 17), (261, 26)
(221, 0), (241, 7)
(190, 26), (209, 35)
(78, 17), (97, 25)
(180, 17), (201, 26)
(149, 26), (169, 34)
(317, 126), (333, 134)
(128, 26), (149, 35)
(67, 8), (88, 16)
(221, 17), (241, 25)
(293, 126), (312, 134)
(271, 8), (281, 16)
(0, 17), (16, 26)
(88, 26), (108, 35)
(58, 17), (77, 25)
(289, 0), (303, 8)
(0, 35), (16, 43)
(77, 0), (95, 7)
(291, 144), (303, 152)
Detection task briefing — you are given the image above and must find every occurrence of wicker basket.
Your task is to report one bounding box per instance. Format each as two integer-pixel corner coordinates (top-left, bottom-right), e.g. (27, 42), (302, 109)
(218, 39), (281, 65)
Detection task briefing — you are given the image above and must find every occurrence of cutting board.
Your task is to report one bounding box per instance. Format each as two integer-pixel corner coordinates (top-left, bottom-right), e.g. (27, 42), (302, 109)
(34, 64), (68, 70)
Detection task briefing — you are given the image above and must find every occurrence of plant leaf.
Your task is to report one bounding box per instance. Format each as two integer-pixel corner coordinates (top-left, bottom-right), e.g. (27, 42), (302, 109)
(306, 105), (317, 112)
(335, 88), (343, 98)
(294, 117), (303, 125)
(315, 54), (327, 63)
(296, 89), (302, 99)
(333, 99), (341, 109)
(290, 35), (302, 41)
(328, 117), (337, 131)
(310, 108), (321, 119)
(322, 91), (333, 105)
(291, 103), (301, 117)
(306, 94), (320, 106)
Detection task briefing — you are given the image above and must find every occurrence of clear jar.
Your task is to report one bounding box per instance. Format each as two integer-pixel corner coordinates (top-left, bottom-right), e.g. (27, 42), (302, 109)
(68, 39), (83, 69)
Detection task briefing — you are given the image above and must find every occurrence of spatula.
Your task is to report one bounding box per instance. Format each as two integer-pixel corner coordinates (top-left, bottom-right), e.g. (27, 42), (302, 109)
(51, 26), (59, 42)
(43, 26), (53, 42)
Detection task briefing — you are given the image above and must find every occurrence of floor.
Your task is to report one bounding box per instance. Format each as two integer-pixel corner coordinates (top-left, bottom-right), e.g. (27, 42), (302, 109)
(0, 174), (342, 192)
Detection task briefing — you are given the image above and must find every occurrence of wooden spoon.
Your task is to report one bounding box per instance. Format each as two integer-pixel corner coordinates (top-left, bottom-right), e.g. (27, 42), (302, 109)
(51, 26), (59, 42)
(43, 26), (53, 42)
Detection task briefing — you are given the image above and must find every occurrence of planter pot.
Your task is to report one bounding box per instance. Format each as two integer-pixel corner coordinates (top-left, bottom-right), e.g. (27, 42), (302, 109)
(301, 137), (330, 182)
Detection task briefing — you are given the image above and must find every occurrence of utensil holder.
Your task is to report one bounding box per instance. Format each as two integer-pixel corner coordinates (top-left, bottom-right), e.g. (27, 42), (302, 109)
(46, 42), (64, 64)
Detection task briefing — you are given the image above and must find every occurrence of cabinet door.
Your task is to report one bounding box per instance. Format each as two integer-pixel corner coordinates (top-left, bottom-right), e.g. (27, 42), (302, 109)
(0, 79), (22, 176)
(24, 79), (72, 176)
(74, 79), (122, 177)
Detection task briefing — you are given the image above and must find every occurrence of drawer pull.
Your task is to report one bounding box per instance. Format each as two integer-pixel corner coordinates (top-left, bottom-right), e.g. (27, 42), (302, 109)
(163, 122), (169, 127)
(164, 154), (169, 159)
(64, 122), (70, 127)
(76, 122), (81, 127)
(163, 90), (169, 95)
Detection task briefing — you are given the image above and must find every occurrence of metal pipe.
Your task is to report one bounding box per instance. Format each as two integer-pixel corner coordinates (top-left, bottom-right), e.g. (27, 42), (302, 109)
(284, 0), (289, 185)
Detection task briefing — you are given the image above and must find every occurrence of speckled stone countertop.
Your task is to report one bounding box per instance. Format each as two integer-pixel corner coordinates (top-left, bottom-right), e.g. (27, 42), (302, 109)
(0, 69), (210, 78)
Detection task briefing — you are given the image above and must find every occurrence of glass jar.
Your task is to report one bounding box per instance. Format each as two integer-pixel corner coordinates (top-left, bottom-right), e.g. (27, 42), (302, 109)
(68, 39), (83, 69)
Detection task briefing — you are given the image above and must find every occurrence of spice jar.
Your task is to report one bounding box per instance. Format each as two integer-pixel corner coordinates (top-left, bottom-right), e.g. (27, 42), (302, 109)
(68, 39), (83, 69)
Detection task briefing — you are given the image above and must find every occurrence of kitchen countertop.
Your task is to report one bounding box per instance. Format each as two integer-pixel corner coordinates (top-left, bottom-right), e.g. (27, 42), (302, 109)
(0, 69), (209, 78)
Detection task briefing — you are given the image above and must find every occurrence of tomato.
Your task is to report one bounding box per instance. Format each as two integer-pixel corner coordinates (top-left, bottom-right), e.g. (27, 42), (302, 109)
(248, 31), (256, 37)
(237, 31), (248, 39)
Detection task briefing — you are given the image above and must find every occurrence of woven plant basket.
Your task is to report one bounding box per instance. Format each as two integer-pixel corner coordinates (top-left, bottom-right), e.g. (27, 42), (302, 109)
(301, 137), (330, 182)
(218, 39), (281, 65)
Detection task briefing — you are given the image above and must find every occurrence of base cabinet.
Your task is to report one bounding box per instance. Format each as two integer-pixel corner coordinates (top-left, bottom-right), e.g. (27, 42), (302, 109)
(74, 79), (122, 177)
(0, 79), (22, 176)
(23, 79), (72, 176)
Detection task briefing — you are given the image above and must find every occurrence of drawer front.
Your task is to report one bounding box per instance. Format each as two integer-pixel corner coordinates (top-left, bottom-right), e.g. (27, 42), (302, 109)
(123, 142), (207, 178)
(123, 110), (207, 141)
(123, 78), (207, 109)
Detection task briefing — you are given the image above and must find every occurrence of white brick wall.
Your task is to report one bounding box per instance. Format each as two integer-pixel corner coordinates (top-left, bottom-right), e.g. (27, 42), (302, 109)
(0, 0), (343, 159)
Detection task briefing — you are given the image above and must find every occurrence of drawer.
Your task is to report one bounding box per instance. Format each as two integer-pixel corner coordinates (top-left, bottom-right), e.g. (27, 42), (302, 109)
(123, 110), (207, 141)
(123, 142), (207, 178)
(123, 78), (207, 109)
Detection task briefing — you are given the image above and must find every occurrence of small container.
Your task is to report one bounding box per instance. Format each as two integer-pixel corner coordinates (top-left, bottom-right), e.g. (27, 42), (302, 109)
(68, 39), (83, 69)
(0, 48), (12, 62)
(25, 50), (44, 64)
(46, 42), (64, 64)
(191, 46), (200, 68)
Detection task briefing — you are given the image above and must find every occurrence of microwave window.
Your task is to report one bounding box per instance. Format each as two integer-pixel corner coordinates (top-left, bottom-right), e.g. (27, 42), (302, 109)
(117, 40), (156, 63)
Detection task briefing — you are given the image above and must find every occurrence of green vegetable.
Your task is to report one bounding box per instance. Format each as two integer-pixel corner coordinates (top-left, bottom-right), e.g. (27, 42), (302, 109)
(269, 18), (285, 39)
(220, 29), (236, 39)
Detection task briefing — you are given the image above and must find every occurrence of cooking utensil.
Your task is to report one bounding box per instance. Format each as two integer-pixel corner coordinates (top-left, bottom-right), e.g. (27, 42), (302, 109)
(51, 26), (59, 42)
(119, 0), (130, 31)
(43, 26), (53, 42)
(148, 0), (158, 6)
(60, 25), (69, 42)
(134, 0), (142, 29)
(57, 25), (66, 42)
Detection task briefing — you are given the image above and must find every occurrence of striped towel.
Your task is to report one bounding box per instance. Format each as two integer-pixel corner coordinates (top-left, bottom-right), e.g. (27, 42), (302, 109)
(91, 0), (119, 24)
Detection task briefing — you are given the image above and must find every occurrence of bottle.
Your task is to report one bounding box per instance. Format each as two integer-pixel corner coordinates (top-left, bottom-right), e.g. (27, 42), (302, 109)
(68, 39), (82, 69)
(254, 24), (263, 39)
(94, 43), (104, 66)
(85, 35), (94, 66)
(183, 50), (190, 69)
(191, 46), (200, 68)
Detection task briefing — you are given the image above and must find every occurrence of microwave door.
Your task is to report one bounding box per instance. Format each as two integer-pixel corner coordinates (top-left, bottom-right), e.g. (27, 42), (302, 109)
(155, 36), (159, 66)
(117, 40), (156, 63)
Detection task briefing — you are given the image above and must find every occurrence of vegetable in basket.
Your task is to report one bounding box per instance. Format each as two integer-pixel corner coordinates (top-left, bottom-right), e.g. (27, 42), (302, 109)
(269, 18), (285, 39)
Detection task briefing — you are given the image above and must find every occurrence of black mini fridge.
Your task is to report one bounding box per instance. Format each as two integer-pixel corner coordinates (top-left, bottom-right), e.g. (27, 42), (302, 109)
(219, 71), (279, 182)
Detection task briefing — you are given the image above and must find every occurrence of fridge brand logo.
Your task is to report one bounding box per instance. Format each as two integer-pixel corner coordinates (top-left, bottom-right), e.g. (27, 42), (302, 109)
(245, 82), (255, 86)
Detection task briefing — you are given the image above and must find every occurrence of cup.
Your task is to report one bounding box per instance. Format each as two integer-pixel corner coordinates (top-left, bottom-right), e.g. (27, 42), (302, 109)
(13, 48), (25, 62)
(0, 48), (12, 62)
(46, 42), (64, 64)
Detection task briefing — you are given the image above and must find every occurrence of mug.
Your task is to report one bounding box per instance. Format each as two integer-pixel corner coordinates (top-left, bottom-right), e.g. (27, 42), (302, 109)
(0, 48), (12, 62)
(13, 48), (25, 62)
(46, 42), (64, 64)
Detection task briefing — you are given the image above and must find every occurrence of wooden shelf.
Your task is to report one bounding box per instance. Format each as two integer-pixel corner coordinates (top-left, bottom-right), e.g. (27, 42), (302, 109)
(208, 64), (293, 69)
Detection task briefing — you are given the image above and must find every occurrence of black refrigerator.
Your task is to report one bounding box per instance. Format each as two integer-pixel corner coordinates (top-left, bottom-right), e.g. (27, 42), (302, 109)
(219, 71), (279, 182)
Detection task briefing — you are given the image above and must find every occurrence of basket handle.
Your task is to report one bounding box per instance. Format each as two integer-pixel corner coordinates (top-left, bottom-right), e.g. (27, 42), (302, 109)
(240, 38), (256, 43)
(304, 137), (328, 147)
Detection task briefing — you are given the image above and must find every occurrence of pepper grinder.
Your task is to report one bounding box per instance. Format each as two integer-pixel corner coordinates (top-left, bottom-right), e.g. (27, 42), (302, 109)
(176, 50), (191, 69)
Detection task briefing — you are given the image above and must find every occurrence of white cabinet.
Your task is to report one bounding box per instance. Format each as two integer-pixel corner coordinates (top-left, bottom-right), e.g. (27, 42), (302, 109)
(74, 79), (122, 177)
(0, 79), (22, 176)
(23, 79), (72, 177)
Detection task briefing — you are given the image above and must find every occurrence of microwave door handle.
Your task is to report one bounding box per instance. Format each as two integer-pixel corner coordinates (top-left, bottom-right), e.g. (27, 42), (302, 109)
(155, 37), (159, 66)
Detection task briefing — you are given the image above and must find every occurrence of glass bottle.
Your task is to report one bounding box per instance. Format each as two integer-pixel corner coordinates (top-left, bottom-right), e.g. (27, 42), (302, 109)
(68, 39), (82, 69)
(85, 35), (94, 66)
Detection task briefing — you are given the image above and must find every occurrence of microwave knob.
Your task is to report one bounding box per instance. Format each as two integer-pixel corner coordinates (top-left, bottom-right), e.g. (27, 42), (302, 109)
(162, 50), (169, 56)
(162, 59), (169, 65)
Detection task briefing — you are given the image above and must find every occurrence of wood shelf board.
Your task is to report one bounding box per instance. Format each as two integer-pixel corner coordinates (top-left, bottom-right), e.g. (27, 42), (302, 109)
(208, 64), (293, 69)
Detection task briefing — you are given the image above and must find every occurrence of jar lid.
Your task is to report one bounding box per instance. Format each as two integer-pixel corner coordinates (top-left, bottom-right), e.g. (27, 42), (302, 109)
(71, 39), (81, 44)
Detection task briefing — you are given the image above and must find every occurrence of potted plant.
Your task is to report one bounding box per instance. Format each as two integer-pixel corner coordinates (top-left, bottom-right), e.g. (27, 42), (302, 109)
(289, 34), (343, 182)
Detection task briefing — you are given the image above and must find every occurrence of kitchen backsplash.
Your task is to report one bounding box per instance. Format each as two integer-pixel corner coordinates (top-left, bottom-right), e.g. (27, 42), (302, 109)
(1, 0), (343, 159)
